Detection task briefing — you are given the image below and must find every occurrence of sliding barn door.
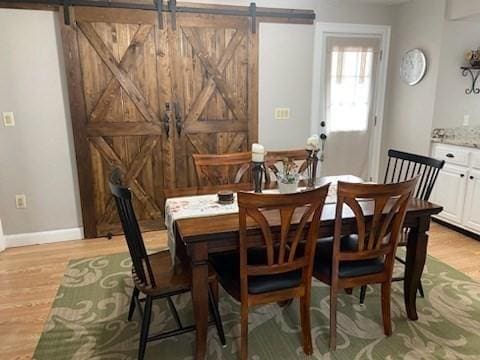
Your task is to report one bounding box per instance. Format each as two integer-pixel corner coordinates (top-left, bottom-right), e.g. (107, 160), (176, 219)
(63, 8), (168, 237)
(166, 14), (258, 188)
(61, 8), (258, 238)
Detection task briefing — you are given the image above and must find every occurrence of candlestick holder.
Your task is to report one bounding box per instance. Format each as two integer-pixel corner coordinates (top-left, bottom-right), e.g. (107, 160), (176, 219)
(251, 161), (265, 193)
(305, 149), (319, 188)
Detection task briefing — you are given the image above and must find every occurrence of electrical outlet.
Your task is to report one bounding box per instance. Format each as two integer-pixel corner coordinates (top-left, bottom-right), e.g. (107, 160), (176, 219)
(3, 112), (15, 127)
(15, 194), (27, 209)
(463, 114), (470, 126)
(274, 108), (290, 120)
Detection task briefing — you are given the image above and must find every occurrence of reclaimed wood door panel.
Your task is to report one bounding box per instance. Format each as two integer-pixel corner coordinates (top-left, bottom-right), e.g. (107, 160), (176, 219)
(168, 14), (258, 188)
(71, 8), (166, 237)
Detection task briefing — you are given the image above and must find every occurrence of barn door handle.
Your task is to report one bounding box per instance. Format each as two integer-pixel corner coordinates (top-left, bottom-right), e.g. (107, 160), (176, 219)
(162, 103), (170, 139)
(174, 102), (183, 137)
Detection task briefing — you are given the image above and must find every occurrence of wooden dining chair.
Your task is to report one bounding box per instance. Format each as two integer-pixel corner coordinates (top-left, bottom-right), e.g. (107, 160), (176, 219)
(358, 149), (445, 303)
(192, 152), (252, 187)
(210, 184), (330, 360)
(109, 171), (225, 360)
(313, 178), (417, 350)
(264, 149), (310, 185)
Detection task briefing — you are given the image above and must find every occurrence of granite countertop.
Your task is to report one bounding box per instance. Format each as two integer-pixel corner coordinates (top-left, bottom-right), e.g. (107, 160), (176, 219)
(431, 127), (480, 149)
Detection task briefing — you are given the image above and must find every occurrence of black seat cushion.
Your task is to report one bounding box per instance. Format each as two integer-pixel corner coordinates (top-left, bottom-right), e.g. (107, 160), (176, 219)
(314, 235), (385, 279)
(210, 247), (302, 297)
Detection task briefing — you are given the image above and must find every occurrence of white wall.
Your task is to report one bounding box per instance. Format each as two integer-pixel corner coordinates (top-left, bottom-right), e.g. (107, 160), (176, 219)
(432, 19), (480, 128)
(259, 23), (315, 150)
(381, 0), (446, 171)
(0, 9), (82, 237)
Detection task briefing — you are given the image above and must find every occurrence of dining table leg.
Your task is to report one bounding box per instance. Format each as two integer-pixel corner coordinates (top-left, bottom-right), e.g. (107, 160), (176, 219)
(189, 241), (210, 360)
(404, 215), (430, 320)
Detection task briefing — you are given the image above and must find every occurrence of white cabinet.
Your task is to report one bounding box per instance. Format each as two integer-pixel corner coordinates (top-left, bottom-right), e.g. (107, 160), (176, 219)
(431, 143), (480, 234)
(463, 169), (480, 233)
(430, 165), (467, 224)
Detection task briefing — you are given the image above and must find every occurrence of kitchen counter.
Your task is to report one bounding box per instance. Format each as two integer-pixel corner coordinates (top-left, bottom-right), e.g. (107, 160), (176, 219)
(431, 127), (480, 149)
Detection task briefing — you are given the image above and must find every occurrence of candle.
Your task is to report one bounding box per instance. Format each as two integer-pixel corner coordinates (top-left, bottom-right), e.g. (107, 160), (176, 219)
(306, 134), (320, 151)
(252, 143), (265, 162)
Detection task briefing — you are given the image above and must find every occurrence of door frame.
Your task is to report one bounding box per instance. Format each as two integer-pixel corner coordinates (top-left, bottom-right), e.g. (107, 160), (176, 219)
(310, 22), (391, 181)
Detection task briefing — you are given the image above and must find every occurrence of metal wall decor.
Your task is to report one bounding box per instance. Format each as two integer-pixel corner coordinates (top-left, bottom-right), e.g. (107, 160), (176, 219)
(461, 67), (480, 95)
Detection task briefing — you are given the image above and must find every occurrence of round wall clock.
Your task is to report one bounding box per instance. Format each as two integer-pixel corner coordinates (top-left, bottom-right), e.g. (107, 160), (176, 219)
(400, 49), (427, 86)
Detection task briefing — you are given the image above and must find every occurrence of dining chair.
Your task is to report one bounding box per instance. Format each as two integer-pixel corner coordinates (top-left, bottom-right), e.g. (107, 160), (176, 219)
(109, 170), (225, 360)
(313, 178), (417, 350)
(359, 149), (445, 303)
(209, 184), (330, 360)
(264, 149), (310, 185)
(192, 152), (251, 186)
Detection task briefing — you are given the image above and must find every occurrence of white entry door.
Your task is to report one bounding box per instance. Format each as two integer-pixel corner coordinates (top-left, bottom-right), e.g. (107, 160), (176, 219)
(320, 36), (382, 180)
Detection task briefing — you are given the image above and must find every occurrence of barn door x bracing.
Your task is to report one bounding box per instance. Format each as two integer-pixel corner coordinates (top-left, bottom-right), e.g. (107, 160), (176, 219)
(61, 7), (258, 238)
(166, 14), (258, 188)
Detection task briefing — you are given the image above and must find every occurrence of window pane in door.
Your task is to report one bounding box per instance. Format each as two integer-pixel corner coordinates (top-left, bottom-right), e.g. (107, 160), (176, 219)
(327, 45), (375, 132)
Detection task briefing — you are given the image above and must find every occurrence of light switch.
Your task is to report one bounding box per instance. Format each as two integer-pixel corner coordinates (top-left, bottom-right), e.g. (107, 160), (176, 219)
(463, 114), (470, 126)
(15, 194), (27, 209)
(3, 112), (15, 127)
(274, 108), (290, 120)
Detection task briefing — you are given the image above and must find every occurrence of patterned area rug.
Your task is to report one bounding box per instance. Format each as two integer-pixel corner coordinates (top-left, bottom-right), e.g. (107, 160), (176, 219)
(33, 252), (480, 359)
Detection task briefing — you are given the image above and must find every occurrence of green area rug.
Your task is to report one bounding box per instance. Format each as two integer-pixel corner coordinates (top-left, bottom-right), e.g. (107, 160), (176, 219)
(33, 252), (480, 359)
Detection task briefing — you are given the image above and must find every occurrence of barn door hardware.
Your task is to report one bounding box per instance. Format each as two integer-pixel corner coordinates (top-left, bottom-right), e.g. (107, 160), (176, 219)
(249, 3), (257, 33)
(14, 0), (315, 28)
(155, 0), (164, 29)
(63, 0), (70, 25)
(169, 0), (177, 31)
(162, 103), (171, 139)
(173, 102), (183, 137)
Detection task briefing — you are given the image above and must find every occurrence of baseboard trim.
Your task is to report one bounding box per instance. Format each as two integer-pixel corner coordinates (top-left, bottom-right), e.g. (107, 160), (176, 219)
(5, 227), (84, 248)
(432, 218), (480, 241)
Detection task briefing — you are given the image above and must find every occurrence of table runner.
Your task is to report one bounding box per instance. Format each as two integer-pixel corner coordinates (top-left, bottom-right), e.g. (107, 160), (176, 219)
(165, 184), (338, 263)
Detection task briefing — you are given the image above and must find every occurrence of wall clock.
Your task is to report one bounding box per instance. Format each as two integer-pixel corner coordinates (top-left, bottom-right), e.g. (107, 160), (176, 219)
(400, 48), (427, 86)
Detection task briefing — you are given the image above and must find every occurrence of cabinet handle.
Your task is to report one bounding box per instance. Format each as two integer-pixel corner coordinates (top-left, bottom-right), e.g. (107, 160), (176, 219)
(470, 176), (475, 180)
(446, 153), (455, 158)
(460, 174), (465, 178)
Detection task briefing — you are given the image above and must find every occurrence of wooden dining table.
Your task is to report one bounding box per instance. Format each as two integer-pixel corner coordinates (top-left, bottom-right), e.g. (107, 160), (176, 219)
(166, 175), (443, 360)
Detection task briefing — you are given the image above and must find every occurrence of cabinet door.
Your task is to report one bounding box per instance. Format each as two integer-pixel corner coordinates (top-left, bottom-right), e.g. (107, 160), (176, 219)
(430, 165), (467, 225)
(463, 169), (480, 233)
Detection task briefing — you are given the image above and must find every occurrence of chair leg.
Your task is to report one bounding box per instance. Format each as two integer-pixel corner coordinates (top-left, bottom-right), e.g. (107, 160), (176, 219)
(300, 295), (313, 355)
(240, 303), (249, 360)
(138, 295), (152, 360)
(329, 286), (337, 351)
(211, 278), (220, 305)
(359, 285), (367, 304)
(128, 287), (139, 321)
(418, 281), (425, 298)
(208, 285), (226, 346)
(381, 282), (392, 336)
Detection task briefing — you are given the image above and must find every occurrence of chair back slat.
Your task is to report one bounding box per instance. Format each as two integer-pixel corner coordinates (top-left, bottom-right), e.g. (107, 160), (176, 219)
(238, 185), (330, 279)
(334, 178), (417, 266)
(109, 170), (155, 289)
(384, 149), (445, 201)
(192, 152), (251, 187)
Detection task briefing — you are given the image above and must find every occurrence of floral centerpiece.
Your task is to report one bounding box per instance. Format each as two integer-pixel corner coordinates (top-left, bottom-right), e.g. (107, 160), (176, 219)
(466, 48), (480, 67)
(276, 157), (300, 193)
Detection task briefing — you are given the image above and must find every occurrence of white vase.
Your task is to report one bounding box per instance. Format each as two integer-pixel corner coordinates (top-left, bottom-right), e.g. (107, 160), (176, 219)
(278, 182), (298, 194)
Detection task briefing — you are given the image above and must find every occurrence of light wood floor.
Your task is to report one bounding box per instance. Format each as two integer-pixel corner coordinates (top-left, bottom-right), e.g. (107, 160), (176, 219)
(1, 223), (479, 359)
